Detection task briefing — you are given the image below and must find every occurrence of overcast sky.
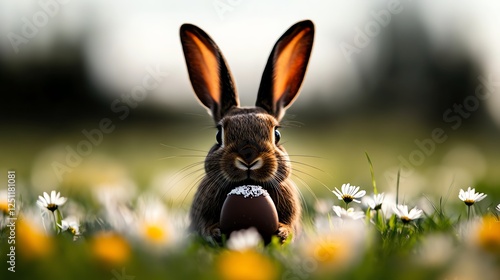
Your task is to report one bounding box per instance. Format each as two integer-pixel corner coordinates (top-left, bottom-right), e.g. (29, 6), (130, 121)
(1, 0), (500, 122)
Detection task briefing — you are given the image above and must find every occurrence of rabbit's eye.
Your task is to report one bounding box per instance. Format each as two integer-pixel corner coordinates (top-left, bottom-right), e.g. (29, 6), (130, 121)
(216, 126), (223, 145)
(274, 128), (281, 144)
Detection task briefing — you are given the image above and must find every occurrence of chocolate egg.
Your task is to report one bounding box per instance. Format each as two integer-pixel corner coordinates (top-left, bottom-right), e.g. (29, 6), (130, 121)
(220, 185), (279, 243)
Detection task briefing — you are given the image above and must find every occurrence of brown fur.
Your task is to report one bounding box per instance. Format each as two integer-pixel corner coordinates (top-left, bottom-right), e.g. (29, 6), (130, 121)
(189, 107), (301, 242)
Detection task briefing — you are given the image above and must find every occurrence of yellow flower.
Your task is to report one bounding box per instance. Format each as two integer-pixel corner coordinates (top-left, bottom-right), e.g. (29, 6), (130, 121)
(91, 232), (131, 266)
(0, 190), (10, 215)
(143, 222), (170, 244)
(17, 217), (54, 260)
(306, 235), (352, 272)
(303, 218), (366, 276)
(0, 201), (8, 215)
(314, 239), (347, 263)
(134, 195), (179, 249)
(476, 215), (500, 254)
(217, 249), (278, 280)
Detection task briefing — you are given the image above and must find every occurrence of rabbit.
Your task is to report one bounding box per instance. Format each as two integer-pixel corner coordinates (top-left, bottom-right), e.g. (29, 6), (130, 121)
(179, 20), (314, 244)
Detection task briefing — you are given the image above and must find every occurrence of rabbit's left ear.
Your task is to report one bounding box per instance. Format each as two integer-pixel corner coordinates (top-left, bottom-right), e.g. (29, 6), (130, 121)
(180, 24), (239, 122)
(256, 20), (314, 120)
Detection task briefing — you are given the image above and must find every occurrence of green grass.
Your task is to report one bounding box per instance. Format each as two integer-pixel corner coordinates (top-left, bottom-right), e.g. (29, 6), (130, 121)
(1, 119), (500, 279)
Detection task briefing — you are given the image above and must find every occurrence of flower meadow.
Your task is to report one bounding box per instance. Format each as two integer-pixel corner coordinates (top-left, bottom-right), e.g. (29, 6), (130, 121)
(1, 158), (500, 280)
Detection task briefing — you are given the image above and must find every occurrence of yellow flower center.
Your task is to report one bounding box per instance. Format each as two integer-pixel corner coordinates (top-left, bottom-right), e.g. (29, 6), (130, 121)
(464, 199), (475, 206)
(69, 226), (78, 236)
(342, 195), (354, 203)
(0, 201), (9, 215)
(47, 203), (58, 212)
(401, 216), (412, 224)
(313, 239), (349, 265)
(315, 242), (341, 262)
(477, 216), (500, 253)
(217, 249), (277, 280)
(144, 223), (169, 243)
(91, 232), (130, 266)
(306, 236), (354, 274)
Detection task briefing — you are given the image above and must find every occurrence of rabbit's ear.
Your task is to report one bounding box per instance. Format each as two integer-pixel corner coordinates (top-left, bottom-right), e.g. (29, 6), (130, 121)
(256, 20), (314, 120)
(180, 24), (239, 122)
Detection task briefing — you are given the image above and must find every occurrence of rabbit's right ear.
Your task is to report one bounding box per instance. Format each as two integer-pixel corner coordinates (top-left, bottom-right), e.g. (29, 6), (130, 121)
(256, 20), (314, 121)
(180, 24), (239, 122)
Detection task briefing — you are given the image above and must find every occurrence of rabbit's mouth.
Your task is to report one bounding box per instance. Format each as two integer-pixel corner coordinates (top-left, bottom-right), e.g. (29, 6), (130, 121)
(222, 164), (287, 190)
(220, 151), (280, 183)
(234, 157), (264, 171)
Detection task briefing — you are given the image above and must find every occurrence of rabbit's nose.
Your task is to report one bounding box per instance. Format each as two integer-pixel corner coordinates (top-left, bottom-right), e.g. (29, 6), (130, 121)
(238, 145), (259, 164)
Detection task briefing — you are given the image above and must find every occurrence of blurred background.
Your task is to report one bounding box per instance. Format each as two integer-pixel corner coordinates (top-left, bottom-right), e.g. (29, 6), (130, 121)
(1, 0), (500, 210)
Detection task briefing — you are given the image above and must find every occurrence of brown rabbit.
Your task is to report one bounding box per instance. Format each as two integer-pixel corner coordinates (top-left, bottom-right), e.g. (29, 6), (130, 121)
(180, 20), (314, 244)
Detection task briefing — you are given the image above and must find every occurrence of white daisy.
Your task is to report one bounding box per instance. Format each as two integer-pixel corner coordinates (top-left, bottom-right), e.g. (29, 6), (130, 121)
(393, 204), (423, 224)
(226, 227), (263, 251)
(332, 206), (365, 220)
(458, 187), (487, 206)
(131, 195), (186, 250)
(332, 183), (366, 204)
(58, 219), (80, 236)
(36, 190), (67, 212)
(496, 204), (500, 212)
(364, 193), (385, 210)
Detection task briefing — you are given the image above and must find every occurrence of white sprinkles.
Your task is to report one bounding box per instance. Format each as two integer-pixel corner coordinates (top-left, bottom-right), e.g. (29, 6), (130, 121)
(227, 185), (269, 198)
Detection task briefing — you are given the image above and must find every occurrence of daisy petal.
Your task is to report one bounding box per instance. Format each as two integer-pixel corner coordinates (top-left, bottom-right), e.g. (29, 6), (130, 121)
(43, 192), (51, 203)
